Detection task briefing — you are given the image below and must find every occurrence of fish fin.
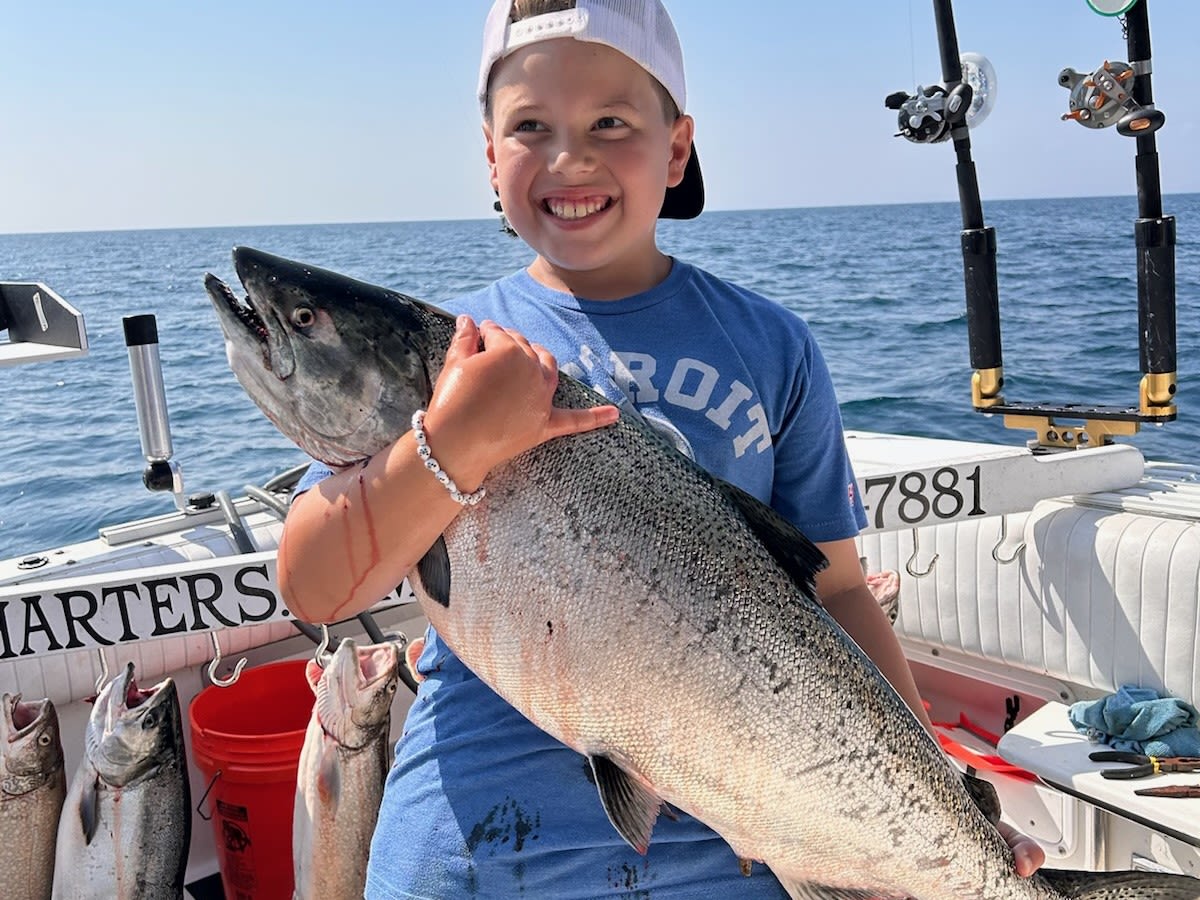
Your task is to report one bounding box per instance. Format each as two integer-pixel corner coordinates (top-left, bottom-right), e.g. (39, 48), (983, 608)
(961, 771), (1001, 825)
(587, 754), (661, 854)
(79, 774), (100, 845)
(715, 479), (829, 597)
(1039, 869), (1200, 898)
(317, 748), (342, 808)
(404, 635), (426, 685)
(416, 536), (451, 608)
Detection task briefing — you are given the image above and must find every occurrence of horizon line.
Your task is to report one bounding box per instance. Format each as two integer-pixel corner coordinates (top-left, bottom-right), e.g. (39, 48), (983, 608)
(4, 190), (1196, 240)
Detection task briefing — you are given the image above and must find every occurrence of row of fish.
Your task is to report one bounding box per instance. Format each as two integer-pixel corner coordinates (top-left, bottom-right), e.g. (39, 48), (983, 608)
(1, 664), (190, 900)
(2, 637), (403, 900)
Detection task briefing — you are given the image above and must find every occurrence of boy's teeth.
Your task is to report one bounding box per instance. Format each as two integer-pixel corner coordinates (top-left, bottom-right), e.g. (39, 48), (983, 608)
(546, 198), (608, 220)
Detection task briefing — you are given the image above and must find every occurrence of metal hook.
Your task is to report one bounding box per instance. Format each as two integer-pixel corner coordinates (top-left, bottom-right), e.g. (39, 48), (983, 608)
(991, 515), (1026, 565)
(314, 623), (333, 668)
(208, 630), (247, 688)
(94, 647), (110, 694)
(905, 528), (939, 578)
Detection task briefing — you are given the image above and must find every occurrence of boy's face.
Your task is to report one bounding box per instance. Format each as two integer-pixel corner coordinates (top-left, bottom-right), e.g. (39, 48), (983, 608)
(484, 38), (694, 296)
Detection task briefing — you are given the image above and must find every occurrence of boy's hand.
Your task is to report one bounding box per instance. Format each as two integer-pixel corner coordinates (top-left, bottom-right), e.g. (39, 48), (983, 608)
(419, 316), (619, 489)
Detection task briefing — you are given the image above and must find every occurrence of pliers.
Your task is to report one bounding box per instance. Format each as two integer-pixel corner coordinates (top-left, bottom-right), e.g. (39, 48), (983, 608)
(1088, 750), (1200, 780)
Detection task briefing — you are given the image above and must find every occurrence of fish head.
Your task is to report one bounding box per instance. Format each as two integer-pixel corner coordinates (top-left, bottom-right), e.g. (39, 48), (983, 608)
(316, 637), (401, 745)
(350, 639), (402, 730)
(1, 692), (64, 783)
(205, 246), (458, 468)
(86, 662), (183, 787)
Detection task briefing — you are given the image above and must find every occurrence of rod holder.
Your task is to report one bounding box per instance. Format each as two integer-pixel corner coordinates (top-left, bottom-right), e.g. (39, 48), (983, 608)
(123, 314), (185, 508)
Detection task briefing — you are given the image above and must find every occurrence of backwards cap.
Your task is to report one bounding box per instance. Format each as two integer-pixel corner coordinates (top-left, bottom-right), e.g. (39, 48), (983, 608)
(478, 0), (703, 220)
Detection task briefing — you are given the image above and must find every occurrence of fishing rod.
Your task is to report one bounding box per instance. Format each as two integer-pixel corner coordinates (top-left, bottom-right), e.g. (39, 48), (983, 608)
(885, 0), (1176, 450)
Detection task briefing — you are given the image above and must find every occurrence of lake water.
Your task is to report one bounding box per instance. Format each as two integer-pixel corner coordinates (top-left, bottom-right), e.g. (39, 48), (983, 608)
(2, 194), (1197, 557)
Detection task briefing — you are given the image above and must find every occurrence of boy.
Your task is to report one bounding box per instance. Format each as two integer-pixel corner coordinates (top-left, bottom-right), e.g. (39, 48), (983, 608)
(279, 1), (1044, 895)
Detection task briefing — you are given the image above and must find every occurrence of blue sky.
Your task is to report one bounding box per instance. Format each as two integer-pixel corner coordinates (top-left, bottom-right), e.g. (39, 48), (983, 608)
(2, 1), (1197, 234)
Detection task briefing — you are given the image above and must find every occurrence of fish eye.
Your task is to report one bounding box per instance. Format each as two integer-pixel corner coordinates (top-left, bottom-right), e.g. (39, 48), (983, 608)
(38, 733), (51, 746)
(291, 306), (316, 329)
(141, 711), (158, 730)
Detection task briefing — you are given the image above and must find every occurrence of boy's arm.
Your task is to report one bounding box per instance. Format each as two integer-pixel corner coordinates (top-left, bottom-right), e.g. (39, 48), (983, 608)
(277, 316), (618, 624)
(813, 537), (933, 730)
(814, 536), (1045, 877)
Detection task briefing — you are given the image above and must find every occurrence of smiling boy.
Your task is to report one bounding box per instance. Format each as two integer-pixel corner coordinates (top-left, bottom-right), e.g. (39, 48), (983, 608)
(278, 1), (1044, 895)
(481, 9), (693, 299)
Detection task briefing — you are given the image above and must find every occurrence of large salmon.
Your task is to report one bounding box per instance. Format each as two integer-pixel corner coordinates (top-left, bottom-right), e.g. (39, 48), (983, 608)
(207, 246), (1200, 900)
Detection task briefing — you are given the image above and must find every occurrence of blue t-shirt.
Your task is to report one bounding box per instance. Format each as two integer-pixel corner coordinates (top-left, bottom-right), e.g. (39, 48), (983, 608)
(301, 260), (867, 898)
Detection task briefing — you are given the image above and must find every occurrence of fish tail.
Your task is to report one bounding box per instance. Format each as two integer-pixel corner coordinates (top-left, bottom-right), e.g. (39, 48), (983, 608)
(1041, 868), (1200, 898)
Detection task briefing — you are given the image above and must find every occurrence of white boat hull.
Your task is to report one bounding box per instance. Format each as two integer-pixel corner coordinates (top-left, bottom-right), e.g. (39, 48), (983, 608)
(4, 435), (1198, 891)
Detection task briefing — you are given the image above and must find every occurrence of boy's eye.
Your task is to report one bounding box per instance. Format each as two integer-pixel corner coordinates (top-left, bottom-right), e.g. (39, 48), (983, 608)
(595, 116), (627, 130)
(514, 119), (545, 133)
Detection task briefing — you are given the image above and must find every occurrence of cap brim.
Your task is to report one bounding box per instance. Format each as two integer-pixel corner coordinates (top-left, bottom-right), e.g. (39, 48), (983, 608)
(659, 144), (703, 220)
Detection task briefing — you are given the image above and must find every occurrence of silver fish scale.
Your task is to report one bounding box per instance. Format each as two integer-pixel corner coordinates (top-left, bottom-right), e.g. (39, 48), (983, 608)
(415, 374), (1069, 900)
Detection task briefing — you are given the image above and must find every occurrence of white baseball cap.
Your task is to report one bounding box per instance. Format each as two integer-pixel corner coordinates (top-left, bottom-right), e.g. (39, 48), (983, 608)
(478, 0), (704, 219)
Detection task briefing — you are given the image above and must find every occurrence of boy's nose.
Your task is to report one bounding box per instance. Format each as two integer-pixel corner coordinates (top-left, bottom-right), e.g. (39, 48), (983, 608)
(548, 134), (595, 174)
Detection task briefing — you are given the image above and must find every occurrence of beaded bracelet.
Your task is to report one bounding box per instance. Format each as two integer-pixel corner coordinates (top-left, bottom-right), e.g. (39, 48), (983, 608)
(411, 410), (487, 506)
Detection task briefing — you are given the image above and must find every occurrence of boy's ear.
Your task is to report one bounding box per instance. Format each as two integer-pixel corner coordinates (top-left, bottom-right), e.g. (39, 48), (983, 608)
(483, 123), (500, 193)
(666, 115), (695, 188)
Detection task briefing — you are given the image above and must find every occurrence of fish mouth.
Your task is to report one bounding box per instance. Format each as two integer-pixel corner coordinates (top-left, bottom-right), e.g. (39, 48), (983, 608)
(357, 642), (401, 688)
(107, 662), (156, 711)
(205, 251), (298, 382)
(3, 693), (50, 737)
(323, 637), (400, 690)
(98, 663), (174, 735)
(205, 273), (270, 359)
(326, 638), (400, 727)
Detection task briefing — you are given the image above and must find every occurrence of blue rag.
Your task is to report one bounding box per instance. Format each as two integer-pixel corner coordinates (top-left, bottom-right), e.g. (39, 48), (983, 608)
(1069, 684), (1200, 758)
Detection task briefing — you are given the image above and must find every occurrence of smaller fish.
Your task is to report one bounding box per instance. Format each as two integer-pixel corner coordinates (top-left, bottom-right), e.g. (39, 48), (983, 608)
(293, 638), (401, 900)
(52, 663), (190, 900)
(1, 693), (66, 900)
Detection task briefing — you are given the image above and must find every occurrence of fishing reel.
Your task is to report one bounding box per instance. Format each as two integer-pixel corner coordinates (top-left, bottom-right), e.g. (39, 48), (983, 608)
(1059, 60), (1165, 136)
(886, 52), (996, 144)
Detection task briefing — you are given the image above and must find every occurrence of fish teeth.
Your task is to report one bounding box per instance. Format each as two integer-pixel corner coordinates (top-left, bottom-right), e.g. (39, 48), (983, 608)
(211, 274), (268, 338)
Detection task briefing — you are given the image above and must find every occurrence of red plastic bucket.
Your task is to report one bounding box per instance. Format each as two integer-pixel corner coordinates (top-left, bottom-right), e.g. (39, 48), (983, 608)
(190, 658), (313, 900)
